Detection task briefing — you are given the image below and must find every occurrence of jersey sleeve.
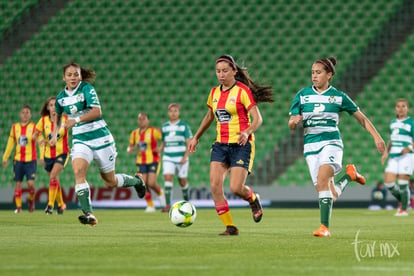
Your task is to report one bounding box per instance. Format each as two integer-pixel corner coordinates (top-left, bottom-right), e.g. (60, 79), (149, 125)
(129, 130), (136, 146)
(36, 117), (44, 133)
(84, 83), (101, 109)
(240, 88), (256, 111)
(184, 123), (193, 139)
(2, 125), (16, 162)
(154, 128), (162, 141)
(340, 92), (359, 115)
(289, 90), (302, 116)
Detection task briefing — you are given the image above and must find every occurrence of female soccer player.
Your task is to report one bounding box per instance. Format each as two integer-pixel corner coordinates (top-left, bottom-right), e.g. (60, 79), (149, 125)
(127, 112), (166, 212)
(34, 96), (68, 215)
(381, 98), (414, 216)
(50, 62), (146, 226)
(288, 57), (386, 237)
(159, 103), (193, 212)
(2, 105), (37, 213)
(188, 54), (273, 235)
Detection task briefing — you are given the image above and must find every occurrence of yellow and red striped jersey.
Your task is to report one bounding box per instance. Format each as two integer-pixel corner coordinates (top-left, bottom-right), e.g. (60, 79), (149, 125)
(207, 81), (257, 144)
(129, 127), (161, 164)
(36, 115), (69, 159)
(2, 122), (37, 162)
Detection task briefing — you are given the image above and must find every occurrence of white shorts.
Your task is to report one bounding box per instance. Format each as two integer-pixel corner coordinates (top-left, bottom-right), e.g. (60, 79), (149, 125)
(305, 145), (343, 185)
(71, 143), (117, 173)
(385, 153), (414, 175)
(162, 160), (189, 179)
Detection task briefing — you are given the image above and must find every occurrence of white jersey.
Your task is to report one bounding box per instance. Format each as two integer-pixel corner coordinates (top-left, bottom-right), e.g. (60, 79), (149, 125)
(289, 85), (359, 157)
(161, 120), (192, 163)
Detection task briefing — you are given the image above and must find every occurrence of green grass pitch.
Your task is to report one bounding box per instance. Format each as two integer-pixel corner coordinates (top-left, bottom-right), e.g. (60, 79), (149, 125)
(0, 208), (413, 276)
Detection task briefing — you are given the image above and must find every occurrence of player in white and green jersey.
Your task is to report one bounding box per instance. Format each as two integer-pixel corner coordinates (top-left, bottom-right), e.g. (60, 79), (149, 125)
(160, 103), (193, 212)
(289, 57), (385, 237)
(51, 62), (146, 226)
(381, 99), (414, 216)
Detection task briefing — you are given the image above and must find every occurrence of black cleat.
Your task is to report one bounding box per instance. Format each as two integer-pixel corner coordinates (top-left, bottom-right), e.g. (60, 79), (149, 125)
(57, 204), (66, 215)
(44, 205), (53, 215)
(78, 212), (98, 226)
(250, 193), (263, 223)
(220, 225), (239, 236)
(134, 174), (146, 198)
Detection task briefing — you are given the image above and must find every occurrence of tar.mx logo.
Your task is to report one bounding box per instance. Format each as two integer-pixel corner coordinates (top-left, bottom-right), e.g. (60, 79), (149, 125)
(351, 230), (400, 262)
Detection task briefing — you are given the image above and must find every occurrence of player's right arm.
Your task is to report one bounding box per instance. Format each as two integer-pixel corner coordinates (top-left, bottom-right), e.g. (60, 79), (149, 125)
(2, 125), (16, 168)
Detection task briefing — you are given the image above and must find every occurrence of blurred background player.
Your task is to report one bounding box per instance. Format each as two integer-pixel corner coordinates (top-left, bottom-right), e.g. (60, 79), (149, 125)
(2, 104), (38, 213)
(288, 57), (385, 237)
(51, 62), (146, 226)
(188, 54), (273, 235)
(381, 98), (414, 216)
(127, 112), (166, 212)
(33, 96), (68, 215)
(159, 103), (193, 212)
(368, 180), (388, 210)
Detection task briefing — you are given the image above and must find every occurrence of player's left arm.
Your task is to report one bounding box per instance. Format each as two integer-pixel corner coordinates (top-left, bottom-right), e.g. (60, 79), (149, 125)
(353, 110), (385, 154)
(238, 105), (262, 146)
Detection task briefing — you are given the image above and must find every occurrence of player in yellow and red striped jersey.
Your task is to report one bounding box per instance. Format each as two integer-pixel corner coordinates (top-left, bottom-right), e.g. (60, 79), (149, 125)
(188, 55), (273, 235)
(2, 105), (38, 213)
(34, 96), (69, 215)
(127, 112), (166, 212)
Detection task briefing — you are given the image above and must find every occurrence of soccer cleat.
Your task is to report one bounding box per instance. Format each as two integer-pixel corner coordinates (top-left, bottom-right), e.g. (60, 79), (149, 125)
(249, 193), (263, 223)
(144, 206), (156, 213)
(14, 207), (21, 214)
(394, 210), (408, 216)
(57, 204), (66, 215)
(220, 225), (239, 236)
(44, 205), (53, 215)
(78, 212), (98, 226)
(345, 164), (366, 185)
(313, 224), (331, 237)
(28, 199), (35, 212)
(161, 205), (171, 213)
(134, 174), (146, 198)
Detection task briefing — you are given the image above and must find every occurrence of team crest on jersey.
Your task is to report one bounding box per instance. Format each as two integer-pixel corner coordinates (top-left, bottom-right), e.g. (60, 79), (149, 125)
(76, 93), (85, 102)
(328, 96), (336, 103)
(229, 96), (236, 105)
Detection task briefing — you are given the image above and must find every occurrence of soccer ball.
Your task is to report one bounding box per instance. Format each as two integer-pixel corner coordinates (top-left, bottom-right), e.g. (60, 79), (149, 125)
(169, 200), (196, 227)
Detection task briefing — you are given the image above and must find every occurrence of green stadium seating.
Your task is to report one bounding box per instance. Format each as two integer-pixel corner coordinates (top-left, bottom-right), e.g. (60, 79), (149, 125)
(0, 0), (409, 188)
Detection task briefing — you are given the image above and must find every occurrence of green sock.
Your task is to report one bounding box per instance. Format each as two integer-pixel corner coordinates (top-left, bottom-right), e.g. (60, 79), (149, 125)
(118, 173), (143, 187)
(75, 183), (93, 214)
(319, 197), (333, 228)
(399, 184), (409, 211)
(164, 183), (172, 206)
(385, 183), (401, 201)
(335, 174), (352, 193)
(182, 184), (189, 201)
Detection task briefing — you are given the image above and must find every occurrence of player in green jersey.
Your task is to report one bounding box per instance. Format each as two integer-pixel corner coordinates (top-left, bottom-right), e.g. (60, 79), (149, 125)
(159, 103), (193, 212)
(50, 62), (146, 226)
(381, 99), (414, 216)
(289, 57), (385, 237)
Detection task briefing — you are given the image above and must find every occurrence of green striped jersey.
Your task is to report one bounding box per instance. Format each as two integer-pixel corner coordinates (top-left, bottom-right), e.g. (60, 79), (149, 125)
(161, 120), (193, 163)
(55, 81), (114, 150)
(289, 85), (358, 156)
(388, 117), (414, 158)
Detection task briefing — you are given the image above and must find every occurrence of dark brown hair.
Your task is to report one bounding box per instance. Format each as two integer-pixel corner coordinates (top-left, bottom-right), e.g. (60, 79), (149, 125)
(216, 55), (274, 103)
(40, 96), (56, 117)
(315, 57), (336, 75)
(63, 61), (96, 83)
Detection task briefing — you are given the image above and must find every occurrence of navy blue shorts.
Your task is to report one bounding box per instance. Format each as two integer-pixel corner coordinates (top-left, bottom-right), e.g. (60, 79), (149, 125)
(210, 142), (254, 172)
(137, 162), (159, 174)
(44, 154), (68, 173)
(13, 160), (37, 181)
